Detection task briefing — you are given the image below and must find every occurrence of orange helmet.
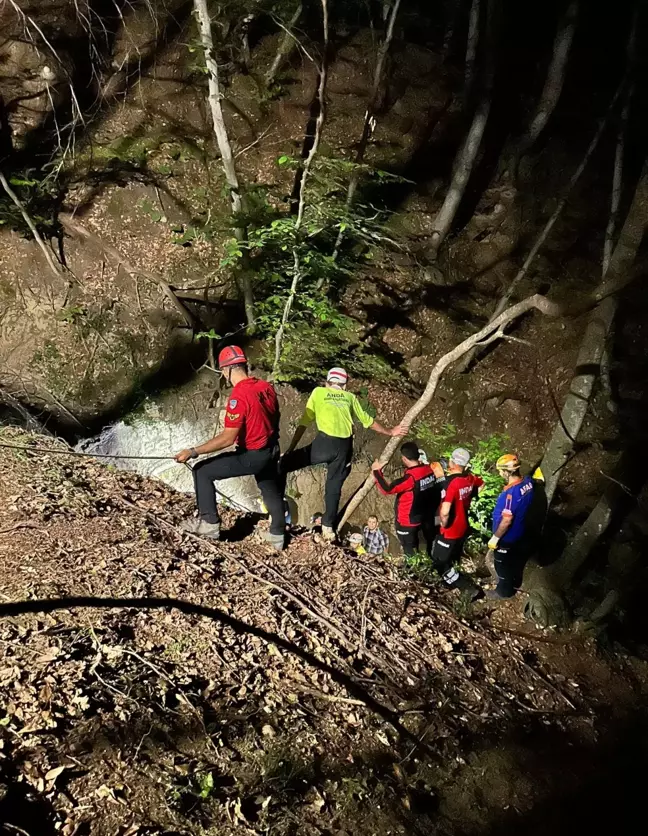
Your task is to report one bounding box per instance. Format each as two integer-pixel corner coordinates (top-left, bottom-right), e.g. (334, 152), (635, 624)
(496, 453), (520, 472)
(218, 345), (247, 369)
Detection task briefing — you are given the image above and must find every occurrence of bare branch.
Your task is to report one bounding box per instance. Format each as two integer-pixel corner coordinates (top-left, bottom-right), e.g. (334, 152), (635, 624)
(338, 293), (562, 528)
(0, 170), (62, 279)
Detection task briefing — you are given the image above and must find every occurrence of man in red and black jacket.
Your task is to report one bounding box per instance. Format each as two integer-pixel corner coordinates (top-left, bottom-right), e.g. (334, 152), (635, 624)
(431, 448), (483, 594)
(371, 442), (445, 556)
(175, 346), (285, 549)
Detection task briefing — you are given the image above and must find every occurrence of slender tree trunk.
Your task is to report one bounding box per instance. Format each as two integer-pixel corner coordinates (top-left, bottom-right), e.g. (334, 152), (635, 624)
(193, 0), (254, 328)
(328, 0), (401, 269)
(272, 0), (329, 378)
(540, 162), (648, 505)
(515, 0), (578, 161)
(464, 0), (480, 99)
(265, 2), (303, 87)
(457, 82), (623, 373)
(428, 0), (497, 259)
(338, 294), (562, 529)
(0, 170), (62, 279)
(600, 85), (632, 407)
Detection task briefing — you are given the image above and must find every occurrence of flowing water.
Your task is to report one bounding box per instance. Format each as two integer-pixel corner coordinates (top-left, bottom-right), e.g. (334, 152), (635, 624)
(77, 406), (265, 513)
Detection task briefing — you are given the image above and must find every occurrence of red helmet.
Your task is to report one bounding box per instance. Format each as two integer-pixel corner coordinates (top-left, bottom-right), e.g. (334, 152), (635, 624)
(218, 345), (247, 369)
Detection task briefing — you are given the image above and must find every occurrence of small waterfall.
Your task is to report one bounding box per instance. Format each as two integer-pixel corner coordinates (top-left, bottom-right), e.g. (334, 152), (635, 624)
(77, 408), (264, 513)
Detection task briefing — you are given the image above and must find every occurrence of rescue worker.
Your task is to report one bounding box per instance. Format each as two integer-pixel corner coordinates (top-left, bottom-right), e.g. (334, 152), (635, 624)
(371, 441), (444, 557)
(281, 367), (407, 541)
(175, 346), (286, 549)
(486, 453), (535, 599)
(431, 448), (483, 592)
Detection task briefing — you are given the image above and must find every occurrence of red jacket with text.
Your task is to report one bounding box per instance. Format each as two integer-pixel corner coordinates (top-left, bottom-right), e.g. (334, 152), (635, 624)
(373, 462), (444, 527)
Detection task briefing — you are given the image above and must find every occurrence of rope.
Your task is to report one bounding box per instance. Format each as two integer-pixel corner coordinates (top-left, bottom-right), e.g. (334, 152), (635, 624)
(0, 441), (173, 460)
(0, 440), (257, 514)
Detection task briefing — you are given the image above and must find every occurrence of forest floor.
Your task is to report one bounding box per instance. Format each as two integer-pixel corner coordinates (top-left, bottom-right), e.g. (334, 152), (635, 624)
(1, 428), (648, 836)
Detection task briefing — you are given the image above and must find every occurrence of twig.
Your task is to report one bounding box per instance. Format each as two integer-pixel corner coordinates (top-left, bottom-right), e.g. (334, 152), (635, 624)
(359, 583), (372, 654)
(234, 125), (275, 158)
(0, 171), (62, 279)
(598, 470), (635, 496)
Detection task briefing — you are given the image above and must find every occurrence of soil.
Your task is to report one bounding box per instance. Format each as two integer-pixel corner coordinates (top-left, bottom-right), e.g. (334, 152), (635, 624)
(2, 428), (648, 836)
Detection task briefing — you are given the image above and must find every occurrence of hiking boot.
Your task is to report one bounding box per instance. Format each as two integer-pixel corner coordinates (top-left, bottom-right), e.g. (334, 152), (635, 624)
(263, 531), (285, 551)
(321, 525), (336, 543)
(180, 518), (221, 540)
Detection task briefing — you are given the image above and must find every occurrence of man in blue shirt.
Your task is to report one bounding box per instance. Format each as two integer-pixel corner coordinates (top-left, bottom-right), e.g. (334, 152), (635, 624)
(486, 453), (535, 599)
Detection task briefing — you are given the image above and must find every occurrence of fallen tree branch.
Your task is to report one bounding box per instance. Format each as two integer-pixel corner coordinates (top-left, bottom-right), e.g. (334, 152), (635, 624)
(338, 293), (561, 528)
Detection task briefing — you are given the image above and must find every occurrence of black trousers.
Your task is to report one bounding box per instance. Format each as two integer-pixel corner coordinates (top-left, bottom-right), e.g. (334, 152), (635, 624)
(493, 542), (528, 598)
(192, 446), (284, 535)
(396, 525), (420, 556)
(280, 433), (352, 527)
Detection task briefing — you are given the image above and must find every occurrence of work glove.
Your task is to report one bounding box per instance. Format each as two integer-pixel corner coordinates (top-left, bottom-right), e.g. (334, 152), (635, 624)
(487, 535), (500, 550)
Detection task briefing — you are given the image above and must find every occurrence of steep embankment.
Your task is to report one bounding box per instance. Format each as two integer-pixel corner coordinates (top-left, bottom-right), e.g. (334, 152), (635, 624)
(1, 428), (648, 836)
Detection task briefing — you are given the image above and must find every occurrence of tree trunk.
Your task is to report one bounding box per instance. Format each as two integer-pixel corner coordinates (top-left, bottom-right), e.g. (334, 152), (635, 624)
(540, 162), (648, 505)
(328, 0), (401, 268)
(338, 293), (562, 529)
(193, 0), (254, 329)
(464, 0), (480, 99)
(515, 0), (578, 160)
(265, 2), (303, 88)
(600, 85), (632, 409)
(457, 80), (623, 373)
(271, 0), (329, 378)
(428, 0), (497, 259)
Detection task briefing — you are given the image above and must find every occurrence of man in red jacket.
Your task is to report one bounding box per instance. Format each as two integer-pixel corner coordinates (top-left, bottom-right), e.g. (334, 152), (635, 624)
(371, 442), (444, 556)
(432, 448), (483, 592)
(175, 346), (285, 549)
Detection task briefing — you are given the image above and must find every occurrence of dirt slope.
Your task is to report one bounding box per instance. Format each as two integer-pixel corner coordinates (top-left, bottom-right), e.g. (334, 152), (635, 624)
(0, 429), (647, 836)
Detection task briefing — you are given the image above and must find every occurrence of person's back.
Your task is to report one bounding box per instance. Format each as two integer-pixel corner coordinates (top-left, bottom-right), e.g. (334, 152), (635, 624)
(228, 376), (279, 451)
(431, 448), (483, 597)
(303, 385), (374, 438)
(440, 471), (483, 541)
(493, 475), (534, 545)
